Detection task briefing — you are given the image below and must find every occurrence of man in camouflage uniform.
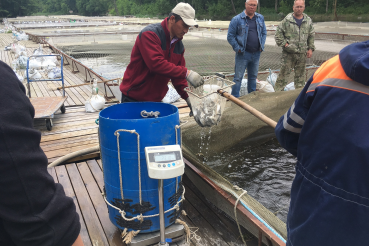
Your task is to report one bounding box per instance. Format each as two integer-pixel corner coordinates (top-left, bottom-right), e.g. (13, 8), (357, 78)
(274, 0), (315, 91)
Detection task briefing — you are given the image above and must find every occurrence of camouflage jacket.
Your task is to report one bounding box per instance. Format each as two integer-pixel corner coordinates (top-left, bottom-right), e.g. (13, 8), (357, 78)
(275, 13), (315, 54)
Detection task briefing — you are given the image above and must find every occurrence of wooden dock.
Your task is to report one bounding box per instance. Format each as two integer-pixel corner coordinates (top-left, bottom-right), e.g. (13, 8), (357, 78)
(1, 33), (257, 246)
(0, 32), (190, 163)
(47, 159), (258, 246)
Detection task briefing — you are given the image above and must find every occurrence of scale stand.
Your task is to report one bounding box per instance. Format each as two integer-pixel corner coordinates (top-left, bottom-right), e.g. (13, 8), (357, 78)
(128, 145), (186, 246)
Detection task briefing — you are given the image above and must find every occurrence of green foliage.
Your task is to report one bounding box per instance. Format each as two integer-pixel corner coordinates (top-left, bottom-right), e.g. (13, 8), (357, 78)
(278, 0), (293, 16)
(208, 0), (235, 20)
(2, 0), (369, 21)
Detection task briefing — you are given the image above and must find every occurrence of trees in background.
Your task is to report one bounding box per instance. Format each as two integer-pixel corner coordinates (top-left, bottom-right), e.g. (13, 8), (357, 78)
(1, 0), (368, 19)
(0, 0), (38, 17)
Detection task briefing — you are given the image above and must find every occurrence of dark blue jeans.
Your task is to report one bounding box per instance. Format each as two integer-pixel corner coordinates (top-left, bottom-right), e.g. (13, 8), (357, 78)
(232, 50), (261, 97)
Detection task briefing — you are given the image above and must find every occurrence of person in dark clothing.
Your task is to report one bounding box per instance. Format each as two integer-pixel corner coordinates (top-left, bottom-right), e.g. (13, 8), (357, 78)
(0, 60), (84, 246)
(275, 40), (369, 245)
(120, 2), (204, 110)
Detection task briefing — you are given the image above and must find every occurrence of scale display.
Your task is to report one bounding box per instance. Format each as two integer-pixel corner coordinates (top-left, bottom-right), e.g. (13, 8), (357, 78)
(154, 152), (176, 162)
(145, 145), (184, 179)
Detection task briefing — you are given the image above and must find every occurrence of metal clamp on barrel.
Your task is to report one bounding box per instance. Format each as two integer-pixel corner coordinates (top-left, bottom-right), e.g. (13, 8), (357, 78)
(175, 121), (188, 146)
(141, 110), (160, 118)
(174, 121), (188, 193)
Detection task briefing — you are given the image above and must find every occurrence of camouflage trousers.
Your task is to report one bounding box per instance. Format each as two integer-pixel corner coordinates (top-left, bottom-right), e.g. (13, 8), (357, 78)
(275, 51), (307, 91)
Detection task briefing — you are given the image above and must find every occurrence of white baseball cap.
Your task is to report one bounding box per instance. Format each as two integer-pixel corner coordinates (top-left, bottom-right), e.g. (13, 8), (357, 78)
(172, 2), (198, 27)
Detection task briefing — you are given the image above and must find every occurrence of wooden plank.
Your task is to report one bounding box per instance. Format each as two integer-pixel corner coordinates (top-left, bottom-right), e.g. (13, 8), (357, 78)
(41, 128), (98, 142)
(43, 142), (98, 160)
(97, 159), (103, 170)
(35, 114), (99, 126)
(184, 182), (245, 245)
(182, 199), (223, 246)
(63, 71), (90, 100)
(48, 152), (100, 164)
(41, 125), (98, 139)
(86, 159), (104, 191)
(182, 175), (257, 244)
(41, 138), (98, 153)
(55, 165), (92, 246)
(66, 163), (110, 246)
(47, 167), (58, 183)
(63, 75), (90, 103)
(39, 121), (98, 135)
(77, 162), (123, 246)
(52, 110), (99, 119)
(183, 174), (256, 245)
(40, 134), (98, 149)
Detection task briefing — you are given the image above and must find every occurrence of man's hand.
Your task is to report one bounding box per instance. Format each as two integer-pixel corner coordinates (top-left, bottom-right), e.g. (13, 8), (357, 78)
(187, 70), (204, 88)
(185, 98), (193, 117)
(307, 49), (313, 58)
(285, 42), (289, 47)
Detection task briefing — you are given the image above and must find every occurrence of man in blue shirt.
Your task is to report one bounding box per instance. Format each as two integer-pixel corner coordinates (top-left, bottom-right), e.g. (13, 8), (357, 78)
(227, 0), (267, 97)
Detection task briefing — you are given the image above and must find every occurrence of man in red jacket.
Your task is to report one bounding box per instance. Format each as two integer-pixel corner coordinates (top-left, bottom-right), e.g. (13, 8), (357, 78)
(120, 3), (203, 110)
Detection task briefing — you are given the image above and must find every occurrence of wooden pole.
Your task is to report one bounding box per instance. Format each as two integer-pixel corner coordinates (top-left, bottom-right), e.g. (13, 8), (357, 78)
(230, 0), (237, 14)
(326, 0), (329, 13)
(275, 0), (278, 12)
(217, 89), (277, 128)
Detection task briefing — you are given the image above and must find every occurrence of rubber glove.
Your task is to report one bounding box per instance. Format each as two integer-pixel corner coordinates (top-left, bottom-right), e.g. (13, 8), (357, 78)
(186, 70), (204, 88)
(185, 97), (193, 117)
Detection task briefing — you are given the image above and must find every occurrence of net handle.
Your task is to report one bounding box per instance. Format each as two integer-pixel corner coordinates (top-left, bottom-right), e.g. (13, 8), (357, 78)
(217, 89), (277, 128)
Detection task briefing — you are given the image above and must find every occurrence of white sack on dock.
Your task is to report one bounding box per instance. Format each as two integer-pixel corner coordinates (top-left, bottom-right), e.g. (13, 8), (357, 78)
(256, 81), (275, 93)
(162, 84), (181, 104)
(284, 82), (295, 91)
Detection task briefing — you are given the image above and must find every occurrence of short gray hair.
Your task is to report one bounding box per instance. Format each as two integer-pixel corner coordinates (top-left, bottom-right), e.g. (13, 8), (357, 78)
(246, 0), (259, 4)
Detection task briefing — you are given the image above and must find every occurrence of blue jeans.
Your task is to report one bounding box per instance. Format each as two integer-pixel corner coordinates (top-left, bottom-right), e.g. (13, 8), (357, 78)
(232, 51), (261, 97)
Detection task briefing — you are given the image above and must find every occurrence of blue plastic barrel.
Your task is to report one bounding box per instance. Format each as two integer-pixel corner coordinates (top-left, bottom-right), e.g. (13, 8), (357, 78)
(99, 102), (182, 233)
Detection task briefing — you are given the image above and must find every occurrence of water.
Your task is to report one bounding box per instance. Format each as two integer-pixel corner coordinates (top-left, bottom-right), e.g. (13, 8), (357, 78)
(74, 57), (126, 80)
(206, 137), (296, 223)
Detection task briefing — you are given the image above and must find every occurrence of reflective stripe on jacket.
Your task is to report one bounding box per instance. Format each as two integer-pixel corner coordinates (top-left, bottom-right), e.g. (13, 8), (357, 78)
(275, 40), (369, 245)
(227, 11), (267, 53)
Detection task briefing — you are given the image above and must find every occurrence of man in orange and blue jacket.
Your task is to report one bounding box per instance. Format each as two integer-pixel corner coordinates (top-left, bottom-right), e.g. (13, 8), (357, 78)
(275, 40), (369, 245)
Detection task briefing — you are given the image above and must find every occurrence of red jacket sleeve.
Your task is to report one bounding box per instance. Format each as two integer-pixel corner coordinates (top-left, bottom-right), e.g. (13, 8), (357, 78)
(171, 53), (189, 100)
(137, 31), (187, 79)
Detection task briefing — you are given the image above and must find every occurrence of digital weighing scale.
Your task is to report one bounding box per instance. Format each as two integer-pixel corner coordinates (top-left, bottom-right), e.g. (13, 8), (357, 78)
(128, 145), (185, 246)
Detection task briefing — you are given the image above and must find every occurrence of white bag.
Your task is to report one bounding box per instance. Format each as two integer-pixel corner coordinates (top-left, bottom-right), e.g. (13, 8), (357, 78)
(29, 59), (42, 69)
(267, 70), (278, 88)
(18, 44), (26, 51)
(256, 81), (275, 93)
(47, 67), (61, 79)
(85, 95), (105, 113)
(45, 54), (58, 63)
(28, 69), (42, 79)
(162, 84), (181, 104)
(16, 50), (27, 58)
(239, 79), (248, 97)
(10, 43), (20, 54)
(284, 82), (295, 91)
(42, 59), (56, 69)
(16, 56), (28, 70)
